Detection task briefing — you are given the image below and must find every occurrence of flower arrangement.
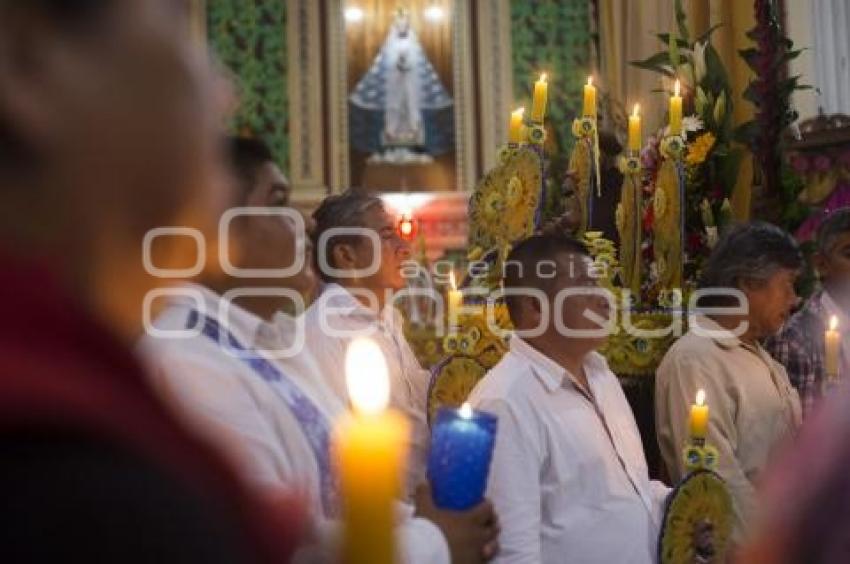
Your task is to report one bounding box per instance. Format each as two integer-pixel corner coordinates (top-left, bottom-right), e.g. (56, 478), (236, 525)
(630, 0), (741, 300)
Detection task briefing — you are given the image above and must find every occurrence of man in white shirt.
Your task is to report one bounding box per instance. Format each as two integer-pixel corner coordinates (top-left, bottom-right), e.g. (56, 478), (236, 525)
(470, 233), (668, 564)
(142, 137), (499, 563)
(306, 191), (432, 497)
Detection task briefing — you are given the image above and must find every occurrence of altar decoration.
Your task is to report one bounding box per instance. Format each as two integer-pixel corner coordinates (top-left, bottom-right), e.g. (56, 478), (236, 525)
(428, 403), (498, 510)
(630, 0), (742, 296)
(426, 306), (511, 423)
(659, 390), (732, 564)
(568, 77), (601, 234)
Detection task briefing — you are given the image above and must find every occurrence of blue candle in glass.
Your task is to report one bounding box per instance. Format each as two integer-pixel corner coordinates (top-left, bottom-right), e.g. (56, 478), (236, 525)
(428, 403), (498, 510)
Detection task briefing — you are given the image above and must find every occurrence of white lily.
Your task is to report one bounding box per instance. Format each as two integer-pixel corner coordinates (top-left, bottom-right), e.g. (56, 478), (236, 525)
(694, 41), (708, 83)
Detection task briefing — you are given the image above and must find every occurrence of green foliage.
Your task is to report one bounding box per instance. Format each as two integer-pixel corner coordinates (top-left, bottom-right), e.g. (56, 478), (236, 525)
(735, 0), (812, 229)
(207, 0), (289, 170)
(510, 0), (592, 153)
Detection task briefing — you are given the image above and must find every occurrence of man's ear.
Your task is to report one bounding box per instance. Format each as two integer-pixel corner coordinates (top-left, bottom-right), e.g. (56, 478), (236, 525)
(331, 242), (358, 272)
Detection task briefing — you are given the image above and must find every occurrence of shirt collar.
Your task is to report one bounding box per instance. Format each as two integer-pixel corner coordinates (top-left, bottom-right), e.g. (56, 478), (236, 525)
(692, 314), (743, 350)
(173, 283), (274, 347)
(510, 337), (609, 394)
(317, 282), (400, 326)
(507, 336), (569, 393)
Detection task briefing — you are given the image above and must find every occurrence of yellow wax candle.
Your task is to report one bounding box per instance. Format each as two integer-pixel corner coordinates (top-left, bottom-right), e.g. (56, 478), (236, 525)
(689, 389), (709, 440)
(826, 315), (840, 378)
(336, 338), (410, 564)
(530, 73), (548, 122)
(583, 76), (597, 118)
(448, 270), (463, 325)
(508, 107), (525, 143)
(669, 79), (683, 135)
(628, 103), (642, 151)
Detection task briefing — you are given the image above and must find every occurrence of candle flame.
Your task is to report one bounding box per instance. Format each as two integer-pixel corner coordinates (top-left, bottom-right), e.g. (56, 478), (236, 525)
(831, 315), (839, 331)
(587, 76), (593, 87)
(449, 270), (457, 291)
(539, 73), (547, 83)
(345, 338), (389, 415)
(459, 402), (473, 419)
(696, 389), (706, 407)
(674, 79), (681, 97)
(632, 103), (640, 117)
(513, 107), (525, 117)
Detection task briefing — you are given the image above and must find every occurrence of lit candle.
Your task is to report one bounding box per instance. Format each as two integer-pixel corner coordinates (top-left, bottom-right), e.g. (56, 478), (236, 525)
(583, 76), (597, 118)
(530, 73), (548, 122)
(428, 403), (498, 510)
(336, 338), (409, 564)
(826, 315), (840, 378)
(447, 270), (463, 326)
(508, 107), (525, 143)
(628, 103), (642, 151)
(689, 389), (709, 440)
(669, 79), (683, 136)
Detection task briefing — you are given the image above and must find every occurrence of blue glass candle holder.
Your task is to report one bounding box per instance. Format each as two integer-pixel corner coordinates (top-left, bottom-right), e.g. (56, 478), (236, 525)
(427, 404), (498, 510)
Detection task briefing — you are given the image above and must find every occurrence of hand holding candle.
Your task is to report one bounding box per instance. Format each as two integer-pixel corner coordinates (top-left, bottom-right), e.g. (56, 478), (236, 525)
(530, 73), (548, 122)
(336, 338), (409, 564)
(508, 107), (525, 144)
(669, 79), (683, 136)
(583, 76), (597, 118)
(826, 315), (840, 378)
(628, 103), (642, 151)
(427, 403), (498, 510)
(689, 389), (709, 440)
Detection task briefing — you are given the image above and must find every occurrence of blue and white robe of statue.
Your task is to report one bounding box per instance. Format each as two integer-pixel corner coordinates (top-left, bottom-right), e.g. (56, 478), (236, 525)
(349, 25), (454, 156)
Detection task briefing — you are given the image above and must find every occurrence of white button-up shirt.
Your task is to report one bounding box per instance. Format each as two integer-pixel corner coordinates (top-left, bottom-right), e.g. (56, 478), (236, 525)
(140, 284), (449, 564)
(470, 336), (668, 564)
(300, 283), (431, 498)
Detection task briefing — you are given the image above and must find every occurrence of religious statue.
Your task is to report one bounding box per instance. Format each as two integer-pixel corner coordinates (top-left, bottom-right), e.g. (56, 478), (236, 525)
(349, 6), (454, 164)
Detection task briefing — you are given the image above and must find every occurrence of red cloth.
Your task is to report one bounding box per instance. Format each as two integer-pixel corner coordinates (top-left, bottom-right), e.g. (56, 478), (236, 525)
(0, 257), (307, 562)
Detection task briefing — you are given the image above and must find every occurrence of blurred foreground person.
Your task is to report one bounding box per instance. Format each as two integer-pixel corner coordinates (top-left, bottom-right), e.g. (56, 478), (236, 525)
(0, 1), (306, 561)
(143, 136), (500, 564)
(738, 387), (850, 563)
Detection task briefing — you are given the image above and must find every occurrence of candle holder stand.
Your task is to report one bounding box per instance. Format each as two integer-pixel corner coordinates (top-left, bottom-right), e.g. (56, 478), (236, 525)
(657, 435), (733, 564)
(653, 134), (686, 292)
(616, 149), (643, 301)
(569, 115), (600, 234)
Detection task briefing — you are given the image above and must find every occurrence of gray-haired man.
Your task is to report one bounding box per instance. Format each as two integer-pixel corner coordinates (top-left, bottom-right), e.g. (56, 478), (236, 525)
(301, 190), (432, 499)
(656, 222), (803, 541)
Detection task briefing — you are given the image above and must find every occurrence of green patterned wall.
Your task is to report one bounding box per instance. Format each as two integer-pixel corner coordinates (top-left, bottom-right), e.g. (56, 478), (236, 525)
(207, 0), (289, 170)
(511, 0), (593, 152)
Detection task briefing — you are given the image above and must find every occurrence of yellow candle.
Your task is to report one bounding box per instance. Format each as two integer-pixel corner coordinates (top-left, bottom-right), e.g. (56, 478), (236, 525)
(508, 107), (525, 143)
(336, 338), (410, 564)
(530, 73), (548, 122)
(689, 389), (709, 440)
(628, 103), (642, 151)
(583, 76), (597, 118)
(669, 79), (683, 136)
(826, 315), (840, 378)
(448, 270), (463, 325)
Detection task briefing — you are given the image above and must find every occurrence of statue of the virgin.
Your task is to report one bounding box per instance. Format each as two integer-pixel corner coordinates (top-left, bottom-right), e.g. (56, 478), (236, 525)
(349, 6), (454, 164)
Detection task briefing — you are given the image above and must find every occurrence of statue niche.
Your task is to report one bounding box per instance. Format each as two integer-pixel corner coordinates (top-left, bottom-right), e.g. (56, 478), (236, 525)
(348, 6), (454, 172)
